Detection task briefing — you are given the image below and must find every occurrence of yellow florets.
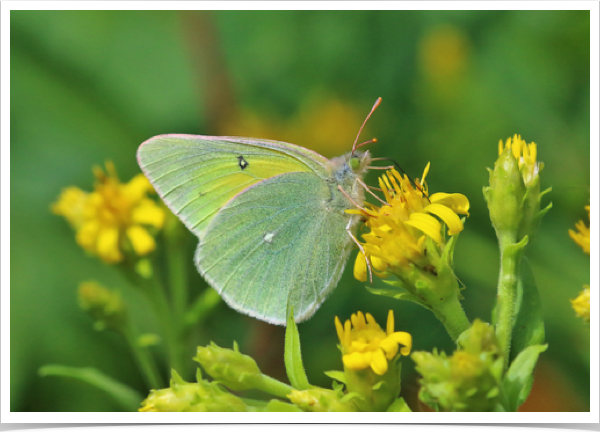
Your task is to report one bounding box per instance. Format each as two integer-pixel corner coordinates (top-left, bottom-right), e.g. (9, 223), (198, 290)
(52, 161), (165, 263)
(335, 310), (412, 376)
(498, 134), (541, 186)
(571, 286), (590, 323)
(569, 205), (590, 255)
(351, 165), (469, 281)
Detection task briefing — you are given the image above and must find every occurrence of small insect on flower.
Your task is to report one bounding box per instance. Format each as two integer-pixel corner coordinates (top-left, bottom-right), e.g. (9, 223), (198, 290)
(52, 161), (165, 264)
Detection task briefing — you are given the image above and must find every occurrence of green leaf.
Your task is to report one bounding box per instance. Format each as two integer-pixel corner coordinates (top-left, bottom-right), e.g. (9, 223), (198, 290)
(38, 365), (143, 411)
(386, 397), (412, 412)
(502, 344), (548, 411)
(284, 307), (311, 390)
(324, 370), (347, 384)
(508, 258), (545, 405)
(366, 284), (433, 311)
(511, 258), (545, 364)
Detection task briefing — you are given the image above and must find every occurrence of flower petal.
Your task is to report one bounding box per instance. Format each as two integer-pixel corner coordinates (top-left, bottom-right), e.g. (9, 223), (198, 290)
(343, 351), (372, 370)
(425, 203), (464, 236)
(404, 212), (442, 244)
(379, 336), (399, 360)
(353, 251), (367, 282)
(132, 200), (165, 228)
(429, 192), (470, 216)
(370, 349), (388, 375)
(96, 227), (123, 263)
(389, 332), (412, 356)
(127, 225), (156, 256)
(335, 317), (345, 346)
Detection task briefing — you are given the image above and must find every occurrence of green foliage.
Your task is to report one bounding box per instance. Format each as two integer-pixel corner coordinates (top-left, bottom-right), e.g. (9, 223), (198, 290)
(10, 10), (590, 412)
(502, 344), (548, 411)
(284, 308), (312, 390)
(38, 365), (143, 412)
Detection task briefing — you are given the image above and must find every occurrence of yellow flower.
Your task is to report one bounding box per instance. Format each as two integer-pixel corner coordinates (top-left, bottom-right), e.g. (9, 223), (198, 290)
(52, 161), (165, 263)
(569, 205), (590, 255)
(351, 165), (469, 281)
(571, 285), (590, 323)
(335, 310), (412, 376)
(498, 134), (541, 186)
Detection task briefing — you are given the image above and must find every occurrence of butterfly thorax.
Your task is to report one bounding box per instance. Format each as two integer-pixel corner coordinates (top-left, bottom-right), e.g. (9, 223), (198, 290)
(325, 150), (371, 224)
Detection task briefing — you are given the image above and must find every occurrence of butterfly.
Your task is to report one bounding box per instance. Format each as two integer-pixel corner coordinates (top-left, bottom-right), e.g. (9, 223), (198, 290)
(137, 98), (381, 325)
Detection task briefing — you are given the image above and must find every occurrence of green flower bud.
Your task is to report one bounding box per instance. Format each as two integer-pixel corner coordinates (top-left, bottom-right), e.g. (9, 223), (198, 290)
(77, 281), (127, 332)
(483, 135), (551, 247)
(139, 370), (248, 412)
(483, 146), (525, 243)
(287, 388), (357, 412)
(412, 319), (504, 412)
(194, 342), (263, 391)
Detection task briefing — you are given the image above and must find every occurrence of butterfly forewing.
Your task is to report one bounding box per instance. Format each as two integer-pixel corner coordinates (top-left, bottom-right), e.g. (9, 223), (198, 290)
(137, 135), (330, 238)
(196, 171), (353, 325)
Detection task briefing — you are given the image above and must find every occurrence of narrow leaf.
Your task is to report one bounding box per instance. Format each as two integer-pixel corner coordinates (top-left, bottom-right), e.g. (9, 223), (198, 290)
(39, 364), (143, 411)
(324, 370), (347, 384)
(284, 307), (311, 390)
(510, 258), (545, 364)
(367, 285), (432, 311)
(503, 344), (547, 411)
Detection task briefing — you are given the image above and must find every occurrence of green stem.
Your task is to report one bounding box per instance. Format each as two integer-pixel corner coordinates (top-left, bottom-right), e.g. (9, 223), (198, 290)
(257, 375), (296, 399)
(122, 325), (164, 390)
(432, 294), (471, 342)
(145, 275), (185, 375)
(119, 260), (184, 376)
(495, 235), (528, 371)
(165, 221), (189, 330)
(184, 288), (221, 329)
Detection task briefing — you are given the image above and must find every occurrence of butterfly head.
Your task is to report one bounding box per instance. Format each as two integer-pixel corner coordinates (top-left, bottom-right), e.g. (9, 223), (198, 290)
(329, 150), (372, 186)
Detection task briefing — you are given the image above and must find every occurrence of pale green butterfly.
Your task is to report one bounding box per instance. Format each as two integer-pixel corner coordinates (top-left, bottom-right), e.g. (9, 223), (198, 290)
(137, 98), (381, 325)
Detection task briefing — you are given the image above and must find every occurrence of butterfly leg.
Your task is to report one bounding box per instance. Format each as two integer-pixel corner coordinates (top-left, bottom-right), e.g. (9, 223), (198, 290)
(345, 218), (373, 283)
(356, 177), (388, 206)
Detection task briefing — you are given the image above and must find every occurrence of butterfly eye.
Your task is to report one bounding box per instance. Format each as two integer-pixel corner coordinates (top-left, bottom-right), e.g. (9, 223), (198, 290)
(349, 156), (360, 171)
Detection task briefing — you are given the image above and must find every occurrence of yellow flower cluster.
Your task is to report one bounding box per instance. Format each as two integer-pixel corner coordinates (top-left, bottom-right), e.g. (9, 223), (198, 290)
(498, 134), (540, 186)
(335, 310), (411, 376)
(352, 165), (469, 281)
(569, 205), (590, 255)
(52, 161), (165, 263)
(571, 285), (590, 323)
(569, 205), (590, 322)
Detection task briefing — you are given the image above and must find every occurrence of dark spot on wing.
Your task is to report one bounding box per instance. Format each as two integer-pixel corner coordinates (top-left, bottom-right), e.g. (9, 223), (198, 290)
(237, 156), (249, 170)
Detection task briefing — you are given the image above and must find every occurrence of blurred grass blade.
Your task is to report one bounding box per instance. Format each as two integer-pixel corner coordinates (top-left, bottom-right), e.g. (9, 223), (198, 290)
(284, 307), (311, 390)
(39, 364), (143, 411)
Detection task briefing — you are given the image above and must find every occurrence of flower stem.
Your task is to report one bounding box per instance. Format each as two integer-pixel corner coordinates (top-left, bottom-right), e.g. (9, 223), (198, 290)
(122, 324), (164, 390)
(257, 375), (296, 399)
(165, 220), (189, 332)
(495, 235), (528, 371)
(145, 275), (185, 375)
(432, 294), (471, 342)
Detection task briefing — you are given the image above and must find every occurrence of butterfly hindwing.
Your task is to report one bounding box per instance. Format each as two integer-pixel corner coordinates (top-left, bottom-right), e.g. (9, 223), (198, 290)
(137, 134), (330, 238)
(196, 171), (353, 325)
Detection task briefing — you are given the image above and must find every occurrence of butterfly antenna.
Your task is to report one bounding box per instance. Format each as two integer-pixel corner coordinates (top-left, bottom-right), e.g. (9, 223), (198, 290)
(352, 97), (382, 155)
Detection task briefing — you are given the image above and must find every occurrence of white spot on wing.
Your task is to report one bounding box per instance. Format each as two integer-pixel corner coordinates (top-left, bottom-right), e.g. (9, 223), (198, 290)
(263, 232), (275, 244)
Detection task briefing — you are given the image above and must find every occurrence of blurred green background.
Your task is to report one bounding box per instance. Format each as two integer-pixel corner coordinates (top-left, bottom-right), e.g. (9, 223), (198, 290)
(10, 10), (590, 412)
